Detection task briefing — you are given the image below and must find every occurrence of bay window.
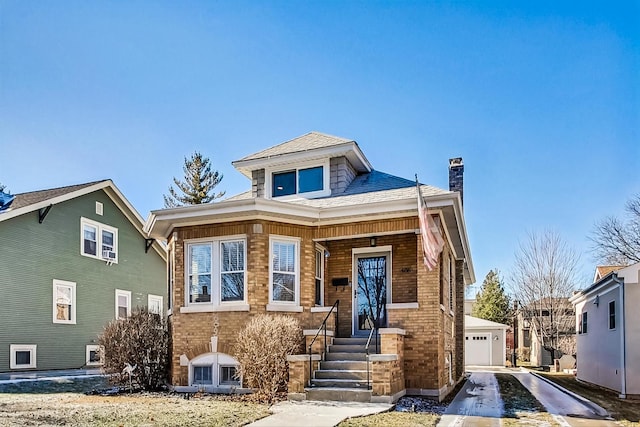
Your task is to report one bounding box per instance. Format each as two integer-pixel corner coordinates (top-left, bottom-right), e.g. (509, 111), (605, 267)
(185, 237), (247, 309)
(268, 236), (301, 311)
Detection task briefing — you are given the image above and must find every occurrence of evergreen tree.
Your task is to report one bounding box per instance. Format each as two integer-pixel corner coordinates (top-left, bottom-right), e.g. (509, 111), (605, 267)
(163, 152), (225, 208)
(472, 269), (511, 324)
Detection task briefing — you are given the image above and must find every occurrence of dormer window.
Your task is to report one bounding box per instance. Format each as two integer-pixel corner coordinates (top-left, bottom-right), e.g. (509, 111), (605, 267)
(268, 161), (330, 199)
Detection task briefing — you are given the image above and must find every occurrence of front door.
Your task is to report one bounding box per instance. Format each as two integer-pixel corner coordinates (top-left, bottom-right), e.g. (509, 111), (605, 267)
(353, 253), (389, 336)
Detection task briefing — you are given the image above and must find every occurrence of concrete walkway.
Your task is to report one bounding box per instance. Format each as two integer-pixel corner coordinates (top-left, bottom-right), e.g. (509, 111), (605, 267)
(245, 400), (393, 427)
(0, 368), (103, 384)
(438, 371), (503, 427)
(438, 368), (616, 427)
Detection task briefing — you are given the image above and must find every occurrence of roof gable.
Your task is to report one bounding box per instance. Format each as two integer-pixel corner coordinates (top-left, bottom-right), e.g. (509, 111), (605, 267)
(465, 315), (509, 329)
(8, 181), (106, 211)
(232, 131), (372, 178)
(0, 180), (165, 259)
(237, 131), (354, 162)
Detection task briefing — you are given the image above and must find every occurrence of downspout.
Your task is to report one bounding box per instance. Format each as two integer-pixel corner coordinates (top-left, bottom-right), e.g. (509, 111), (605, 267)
(614, 274), (626, 398)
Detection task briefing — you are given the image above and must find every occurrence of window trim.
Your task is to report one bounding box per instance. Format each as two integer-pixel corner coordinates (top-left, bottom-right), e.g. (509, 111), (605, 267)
(148, 294), (163, 315)
(10, 344), (37, 369)
(219, 365), (241, 386)
(86, 345), (104, 366)
(115, 289), (131, 320)
(80, 217), (118, 263)
(183, 236), (248, 309)
(52, 279), (77, 325)
(188, 353), (242, 388)
(265, 159), (331, 199)
(314, 245), (325, 306)
(268, 235), (301, 309)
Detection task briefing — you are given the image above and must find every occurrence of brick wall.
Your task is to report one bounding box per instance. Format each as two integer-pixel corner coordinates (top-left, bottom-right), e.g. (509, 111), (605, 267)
(168, 216), (464, 398)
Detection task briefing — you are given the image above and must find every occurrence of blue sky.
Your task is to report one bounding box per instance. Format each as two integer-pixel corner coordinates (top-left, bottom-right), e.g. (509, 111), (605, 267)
(1, 1), (638, 294)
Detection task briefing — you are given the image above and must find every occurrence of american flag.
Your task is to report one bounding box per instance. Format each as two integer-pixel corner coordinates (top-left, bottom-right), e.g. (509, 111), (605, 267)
(416, 178), (444, 270)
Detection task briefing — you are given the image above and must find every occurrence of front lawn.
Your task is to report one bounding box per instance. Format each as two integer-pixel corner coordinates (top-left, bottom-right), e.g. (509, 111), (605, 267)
(0, 377), (270, 427)
(537, 373), (640, 427)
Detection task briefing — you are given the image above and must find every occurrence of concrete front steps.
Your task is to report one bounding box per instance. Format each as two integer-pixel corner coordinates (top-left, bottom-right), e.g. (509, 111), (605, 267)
(305, 337), (377, 402)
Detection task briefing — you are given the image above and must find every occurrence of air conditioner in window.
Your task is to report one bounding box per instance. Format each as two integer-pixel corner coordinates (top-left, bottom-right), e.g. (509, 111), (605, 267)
(102, 250), (116, 260)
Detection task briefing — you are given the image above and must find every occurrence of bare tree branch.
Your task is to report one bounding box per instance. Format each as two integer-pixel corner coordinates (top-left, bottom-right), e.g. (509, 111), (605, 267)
(509, 231), (579, 361)
(589, 194), (640, 265)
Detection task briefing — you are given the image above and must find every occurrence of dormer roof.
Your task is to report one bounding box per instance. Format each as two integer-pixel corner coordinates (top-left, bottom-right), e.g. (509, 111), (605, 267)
(232, 131), (372, 178)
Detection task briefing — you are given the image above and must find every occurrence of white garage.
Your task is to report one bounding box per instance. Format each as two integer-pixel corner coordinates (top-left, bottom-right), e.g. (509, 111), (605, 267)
(465, 315), (509, 367)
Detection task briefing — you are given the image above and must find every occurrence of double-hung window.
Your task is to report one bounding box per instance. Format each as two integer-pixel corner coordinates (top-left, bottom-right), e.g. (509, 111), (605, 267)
(53, 280), (76, 324)
(269, 236), (300, 309)
(186, 237), (246, 308)
(81, 218), (118, 263)
(116, 289), (131, 319)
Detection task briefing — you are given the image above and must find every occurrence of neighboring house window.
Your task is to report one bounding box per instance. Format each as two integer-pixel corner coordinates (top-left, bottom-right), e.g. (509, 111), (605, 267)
(581, 311), (588, 334)
(270, 237), (299, 304)
(115, 289), (131, 319)
(315, 248), (324, 306)
(148, 294), (163, 315)
(185, 237), (246, 306)
(81, 217), (118, 263)
(609, 301), (616, 330)
(10, 344), (36, 369)
(52, 279), (76, 324)
(86, 345), (103, 366)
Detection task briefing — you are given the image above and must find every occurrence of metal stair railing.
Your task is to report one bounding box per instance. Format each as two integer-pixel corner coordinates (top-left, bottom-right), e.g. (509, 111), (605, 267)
(308, 300), (339, 387)
(364, 321), (379, 391)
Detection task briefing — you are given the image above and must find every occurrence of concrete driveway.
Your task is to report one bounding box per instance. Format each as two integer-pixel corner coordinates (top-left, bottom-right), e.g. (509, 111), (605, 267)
(438, 367), (617, 427)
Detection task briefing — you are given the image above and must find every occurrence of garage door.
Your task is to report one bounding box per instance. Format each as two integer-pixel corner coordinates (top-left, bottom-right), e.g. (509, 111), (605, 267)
(465, 333), (491, 366)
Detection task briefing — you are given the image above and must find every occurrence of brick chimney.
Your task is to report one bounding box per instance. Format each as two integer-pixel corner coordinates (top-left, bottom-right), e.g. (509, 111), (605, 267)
(449, 157), (464, 206)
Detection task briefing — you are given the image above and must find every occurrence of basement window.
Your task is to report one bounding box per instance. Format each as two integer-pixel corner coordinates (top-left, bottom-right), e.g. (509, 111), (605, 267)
(10, 345), (36, 369)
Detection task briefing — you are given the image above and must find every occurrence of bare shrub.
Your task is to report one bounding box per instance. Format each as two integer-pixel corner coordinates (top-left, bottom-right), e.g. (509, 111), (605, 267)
(97, 307), (170, 391)
(233, 314), (303, 402)
(517, 347), (531, 362)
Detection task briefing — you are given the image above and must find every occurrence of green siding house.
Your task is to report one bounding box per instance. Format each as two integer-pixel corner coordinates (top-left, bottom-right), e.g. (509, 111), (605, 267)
(0, 180), (166, 372)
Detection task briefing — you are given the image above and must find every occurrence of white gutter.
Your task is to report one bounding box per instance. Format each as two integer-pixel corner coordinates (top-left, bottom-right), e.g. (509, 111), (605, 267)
(616, 274), (627, 398)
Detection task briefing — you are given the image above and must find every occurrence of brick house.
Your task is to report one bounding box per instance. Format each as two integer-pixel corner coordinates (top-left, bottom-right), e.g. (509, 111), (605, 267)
(144, 132), (475, 401)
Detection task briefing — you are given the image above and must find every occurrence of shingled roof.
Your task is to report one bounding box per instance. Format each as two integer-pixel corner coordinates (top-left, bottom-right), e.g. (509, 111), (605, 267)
(236, 131), (355, 162)
(8, 180), (107, 211)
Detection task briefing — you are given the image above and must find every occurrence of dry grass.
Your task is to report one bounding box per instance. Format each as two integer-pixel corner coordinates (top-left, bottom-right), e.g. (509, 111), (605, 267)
(538, 373), (640, 427)
(339, 411), (440, 427)
(0, 377), (269, 427)
(495, 373), (559, 426)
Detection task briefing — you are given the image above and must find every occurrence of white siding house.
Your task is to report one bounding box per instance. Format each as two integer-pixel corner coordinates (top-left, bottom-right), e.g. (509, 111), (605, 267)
(570, 262), (640, 398)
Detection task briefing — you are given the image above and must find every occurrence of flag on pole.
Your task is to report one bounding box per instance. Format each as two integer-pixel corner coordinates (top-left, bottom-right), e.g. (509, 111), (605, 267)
(416, 177), (444, 270)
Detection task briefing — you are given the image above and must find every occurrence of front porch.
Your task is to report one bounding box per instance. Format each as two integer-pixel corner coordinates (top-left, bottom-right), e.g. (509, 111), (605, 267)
(287, 328), (407, 403)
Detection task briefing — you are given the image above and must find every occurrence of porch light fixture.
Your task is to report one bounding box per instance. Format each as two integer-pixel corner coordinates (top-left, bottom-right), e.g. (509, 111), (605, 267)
(594, 295), (599, 306)
(370, 237), (376, 247)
